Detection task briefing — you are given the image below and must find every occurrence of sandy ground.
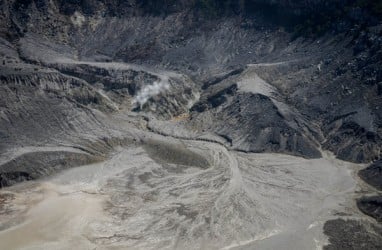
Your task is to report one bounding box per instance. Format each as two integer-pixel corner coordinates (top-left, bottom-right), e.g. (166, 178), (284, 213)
(0, 137), (360, 250)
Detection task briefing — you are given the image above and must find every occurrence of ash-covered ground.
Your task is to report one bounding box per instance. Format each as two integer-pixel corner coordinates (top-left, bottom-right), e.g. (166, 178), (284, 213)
(1, 0), (382, 249)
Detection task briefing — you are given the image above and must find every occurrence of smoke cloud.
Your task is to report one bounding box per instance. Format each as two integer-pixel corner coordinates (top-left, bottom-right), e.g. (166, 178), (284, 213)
(133, 79), (170, 108)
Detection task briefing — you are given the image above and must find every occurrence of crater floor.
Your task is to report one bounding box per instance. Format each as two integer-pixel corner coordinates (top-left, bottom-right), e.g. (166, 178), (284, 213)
(0, 129), (360, 250)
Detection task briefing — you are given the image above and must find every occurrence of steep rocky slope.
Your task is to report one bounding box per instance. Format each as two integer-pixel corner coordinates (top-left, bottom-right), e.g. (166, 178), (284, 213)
(0, 0), (382, 249)
(2, 0), (381, 162)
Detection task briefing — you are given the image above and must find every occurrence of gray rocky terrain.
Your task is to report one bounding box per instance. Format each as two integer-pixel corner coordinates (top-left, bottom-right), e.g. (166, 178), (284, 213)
(0, 0), (382, 249)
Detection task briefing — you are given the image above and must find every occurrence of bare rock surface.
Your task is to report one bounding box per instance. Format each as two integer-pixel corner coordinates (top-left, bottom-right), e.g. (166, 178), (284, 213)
(359, 160), (382, 191)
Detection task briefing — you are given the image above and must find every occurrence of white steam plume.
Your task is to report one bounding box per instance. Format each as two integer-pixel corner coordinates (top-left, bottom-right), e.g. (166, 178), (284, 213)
(133, 79), (170, 108)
